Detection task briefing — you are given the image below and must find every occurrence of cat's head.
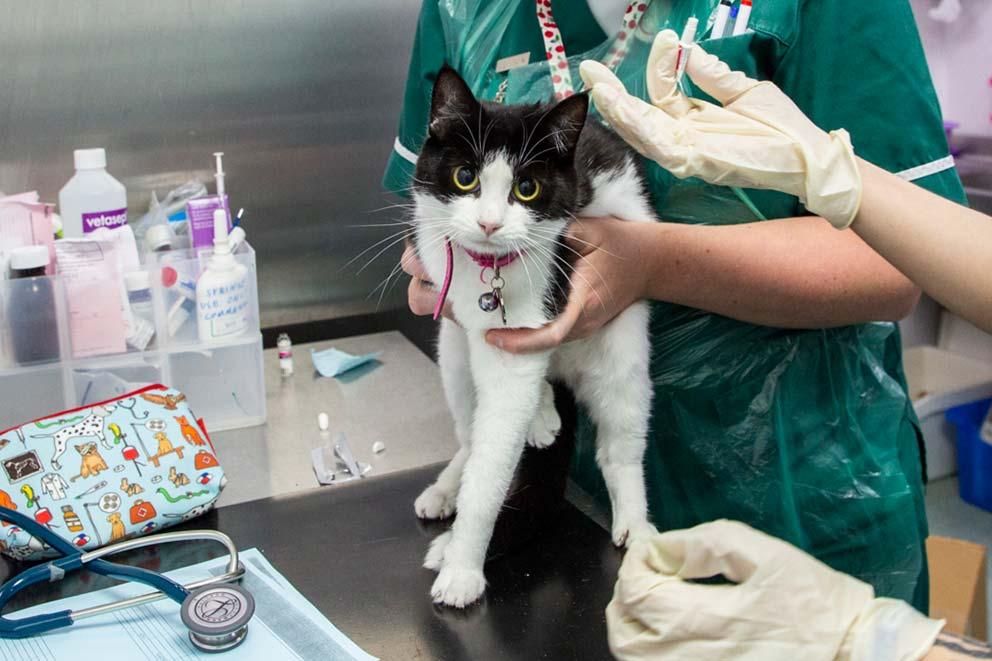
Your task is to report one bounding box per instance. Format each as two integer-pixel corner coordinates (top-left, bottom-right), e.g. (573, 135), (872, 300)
(174, 416), (187, 424)
(75, 442), (96, 456)
(413, 66), (588, 255)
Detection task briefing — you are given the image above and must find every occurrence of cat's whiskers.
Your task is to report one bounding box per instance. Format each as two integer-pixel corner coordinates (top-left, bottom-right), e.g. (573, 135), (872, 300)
(531, 222), (622, 296)
(367, 259), (406, 306)
(355, 233), (414, 275)
(518, 234), (612, 311)
(510, 239), (536, 298)
(343, 217), (450, 272)
(347, 218), (449, 274)
(519, 248), (570, 312)
(365, 229), (453, 304)
(453, 112), (483, 161)
(516, 104), (559, 166)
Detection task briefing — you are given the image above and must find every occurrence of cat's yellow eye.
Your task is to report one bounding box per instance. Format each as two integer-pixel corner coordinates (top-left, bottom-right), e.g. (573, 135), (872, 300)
(513, 177), (541, 202)
(452, 166), (479, 192)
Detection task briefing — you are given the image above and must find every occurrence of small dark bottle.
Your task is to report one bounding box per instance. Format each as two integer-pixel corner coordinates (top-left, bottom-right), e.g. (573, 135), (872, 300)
(8, 245), (59, 364)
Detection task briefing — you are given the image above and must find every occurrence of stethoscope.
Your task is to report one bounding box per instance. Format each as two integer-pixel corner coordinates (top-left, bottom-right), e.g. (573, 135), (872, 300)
(0, 506), (255, 653)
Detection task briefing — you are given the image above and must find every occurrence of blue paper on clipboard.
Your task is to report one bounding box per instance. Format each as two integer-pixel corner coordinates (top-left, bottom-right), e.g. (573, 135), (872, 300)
(0, 548), (376, 661)
(310, 347), (382, 378)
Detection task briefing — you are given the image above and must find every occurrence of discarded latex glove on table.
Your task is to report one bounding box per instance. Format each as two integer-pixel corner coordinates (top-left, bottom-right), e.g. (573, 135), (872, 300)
(606, 519), (943, 661)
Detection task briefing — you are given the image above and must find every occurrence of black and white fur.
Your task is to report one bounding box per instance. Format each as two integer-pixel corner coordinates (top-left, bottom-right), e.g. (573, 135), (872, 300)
(412, 68), (656, 608)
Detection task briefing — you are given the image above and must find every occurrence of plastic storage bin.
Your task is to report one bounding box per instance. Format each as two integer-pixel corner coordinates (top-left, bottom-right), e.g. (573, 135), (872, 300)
(946, 398), (992, 513)
(904, 346), (992, 479)
(0, 243), (264, 432)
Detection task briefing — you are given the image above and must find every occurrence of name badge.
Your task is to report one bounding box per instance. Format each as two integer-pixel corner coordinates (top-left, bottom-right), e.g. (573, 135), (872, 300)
(495, 52), (531, 73)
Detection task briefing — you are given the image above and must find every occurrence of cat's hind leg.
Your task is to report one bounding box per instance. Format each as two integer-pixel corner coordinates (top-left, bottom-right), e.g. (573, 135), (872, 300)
(568, 302), (656, 547)
(415, 319), (474, 520)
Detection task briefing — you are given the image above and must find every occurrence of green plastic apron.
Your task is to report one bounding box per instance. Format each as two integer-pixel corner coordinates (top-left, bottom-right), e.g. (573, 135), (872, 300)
(385, 0), (969, 612)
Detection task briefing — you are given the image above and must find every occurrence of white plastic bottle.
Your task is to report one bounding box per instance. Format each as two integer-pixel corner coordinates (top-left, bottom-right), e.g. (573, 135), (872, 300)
(277, 332), (294, 376)
(196, 209), (249, 342)
(58, 148), (128, 237)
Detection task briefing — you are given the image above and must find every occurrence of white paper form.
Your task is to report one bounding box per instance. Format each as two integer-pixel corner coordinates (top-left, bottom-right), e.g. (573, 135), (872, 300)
(0, 548), (377, 661)
(53, 239), (127, 358)
(0, 192), (56, 275)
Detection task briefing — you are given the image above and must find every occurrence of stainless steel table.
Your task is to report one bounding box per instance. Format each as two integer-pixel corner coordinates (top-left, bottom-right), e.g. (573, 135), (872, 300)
(211, 331), (459, 506)
(3, 464), (621, 660)
(0, 329), (624, 659)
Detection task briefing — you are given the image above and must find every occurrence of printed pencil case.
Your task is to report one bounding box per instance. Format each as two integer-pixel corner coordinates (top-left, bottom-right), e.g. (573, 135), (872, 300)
(0, 384), (226, 561)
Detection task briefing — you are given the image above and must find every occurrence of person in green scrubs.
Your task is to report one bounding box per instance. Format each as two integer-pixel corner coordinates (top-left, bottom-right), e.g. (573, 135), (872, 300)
(384, 0), (966, 612)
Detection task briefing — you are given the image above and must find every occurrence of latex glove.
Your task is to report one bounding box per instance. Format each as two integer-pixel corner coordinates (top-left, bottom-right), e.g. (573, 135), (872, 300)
(606, 520), (943, 661)
(579, 30), (862, 229)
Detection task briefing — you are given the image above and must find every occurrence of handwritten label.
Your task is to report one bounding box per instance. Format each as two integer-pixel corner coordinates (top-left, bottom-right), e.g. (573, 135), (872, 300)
(198, 279), (249, 337)
(495, 52), (531, 73)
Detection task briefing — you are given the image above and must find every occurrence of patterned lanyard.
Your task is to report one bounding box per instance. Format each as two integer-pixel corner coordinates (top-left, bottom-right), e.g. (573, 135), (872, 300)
(536, 0), (651, 100)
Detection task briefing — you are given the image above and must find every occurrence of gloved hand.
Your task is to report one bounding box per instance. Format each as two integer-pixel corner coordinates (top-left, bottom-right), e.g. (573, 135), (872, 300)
(606, 520), (944, 661)
(579, 30), (862, 229)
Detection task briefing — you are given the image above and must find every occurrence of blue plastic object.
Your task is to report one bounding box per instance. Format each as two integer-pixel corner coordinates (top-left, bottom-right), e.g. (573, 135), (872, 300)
(945, 398), (992, 513)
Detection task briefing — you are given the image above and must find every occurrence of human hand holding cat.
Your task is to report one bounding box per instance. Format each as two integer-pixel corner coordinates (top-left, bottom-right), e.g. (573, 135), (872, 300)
(402, 238), (455, 321)
(486, 217), (651, 354)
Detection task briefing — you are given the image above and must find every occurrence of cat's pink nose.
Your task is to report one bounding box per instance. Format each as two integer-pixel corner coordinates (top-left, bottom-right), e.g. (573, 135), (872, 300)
(477, 220), (501, 237)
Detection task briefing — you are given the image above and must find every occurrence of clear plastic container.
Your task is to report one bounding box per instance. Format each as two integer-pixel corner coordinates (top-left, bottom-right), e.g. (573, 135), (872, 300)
(0, 243), (264, 432)
(946, 398), (992, 513)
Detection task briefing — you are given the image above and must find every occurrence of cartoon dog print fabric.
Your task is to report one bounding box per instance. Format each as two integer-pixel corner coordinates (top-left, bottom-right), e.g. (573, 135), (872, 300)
(0, 386), (224, 560)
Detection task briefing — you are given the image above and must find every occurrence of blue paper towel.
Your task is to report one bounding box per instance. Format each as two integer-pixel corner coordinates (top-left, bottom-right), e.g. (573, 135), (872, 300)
(310, 347), (382, 378)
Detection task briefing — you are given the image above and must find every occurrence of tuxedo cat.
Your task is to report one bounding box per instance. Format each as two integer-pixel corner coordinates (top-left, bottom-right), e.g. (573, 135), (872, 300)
(412, 67), (656, 608)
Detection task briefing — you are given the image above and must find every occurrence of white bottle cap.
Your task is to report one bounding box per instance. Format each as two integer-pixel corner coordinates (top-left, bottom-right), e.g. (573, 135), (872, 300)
(9, 245), (49, 271)
(144, 224), (173, 252)
(681, 16), (699, 43)
(124, 270), (151, 293)
(317, 412), (330, 432)
(74, 148), (107, 170)
(213, 208), (230, 251)
(228, 226), (246, 253)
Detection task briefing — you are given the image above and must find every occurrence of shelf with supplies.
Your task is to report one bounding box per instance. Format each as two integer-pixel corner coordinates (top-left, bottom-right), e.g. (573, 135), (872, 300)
(0, 243), (265, 432)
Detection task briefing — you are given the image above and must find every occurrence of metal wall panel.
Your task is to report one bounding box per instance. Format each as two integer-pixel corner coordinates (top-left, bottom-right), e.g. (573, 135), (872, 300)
(0, 0), (420, 326)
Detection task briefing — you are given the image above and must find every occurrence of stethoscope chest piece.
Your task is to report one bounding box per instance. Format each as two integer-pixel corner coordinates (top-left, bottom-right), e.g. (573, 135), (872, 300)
(181, 583), (255, 653)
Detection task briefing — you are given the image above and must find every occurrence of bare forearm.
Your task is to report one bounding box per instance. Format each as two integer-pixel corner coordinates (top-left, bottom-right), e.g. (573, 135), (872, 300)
(636, 217), (919, 328)
(852, 159), (992, 334)
(924, 632), (991, 660)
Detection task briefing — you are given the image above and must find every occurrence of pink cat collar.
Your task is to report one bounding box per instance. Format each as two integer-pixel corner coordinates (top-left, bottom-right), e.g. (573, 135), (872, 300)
(433, 239), (455, 321)
(464, 248), (521, 269)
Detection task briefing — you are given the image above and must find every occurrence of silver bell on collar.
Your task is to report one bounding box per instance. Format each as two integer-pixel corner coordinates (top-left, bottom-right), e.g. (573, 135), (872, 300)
(478, 291), (500, 312)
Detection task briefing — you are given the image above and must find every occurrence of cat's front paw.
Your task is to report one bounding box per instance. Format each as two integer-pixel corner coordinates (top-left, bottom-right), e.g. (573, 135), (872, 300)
(414, 484), (457, 519)
(423, 531), (452, 571)
(526, 400), (561, 449)
(431, 565), (486, 608)
(612, 519), (658, 548)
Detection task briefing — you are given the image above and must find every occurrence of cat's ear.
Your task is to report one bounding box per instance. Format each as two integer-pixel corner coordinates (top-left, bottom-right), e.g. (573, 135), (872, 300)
(429, 66), (479, 140)
(538, 93), (589, 156)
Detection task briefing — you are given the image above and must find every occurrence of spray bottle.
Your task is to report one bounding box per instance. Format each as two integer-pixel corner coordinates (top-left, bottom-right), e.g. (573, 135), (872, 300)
(196, 209), (249, 341)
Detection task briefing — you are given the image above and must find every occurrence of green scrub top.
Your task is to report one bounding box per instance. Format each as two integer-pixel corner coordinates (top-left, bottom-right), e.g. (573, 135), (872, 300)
(384, 0), (967, 612)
